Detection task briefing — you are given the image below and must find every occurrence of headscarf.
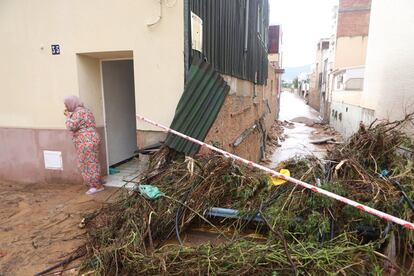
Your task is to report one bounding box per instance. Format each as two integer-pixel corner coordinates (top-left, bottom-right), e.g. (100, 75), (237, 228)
(64, 96), (84, 112)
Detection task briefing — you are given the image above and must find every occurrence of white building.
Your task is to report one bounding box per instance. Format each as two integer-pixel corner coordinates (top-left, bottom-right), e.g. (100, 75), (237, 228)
(328, 0), (372, 137)
(330, 0), (414, 137)
(362, 0), (414, 124)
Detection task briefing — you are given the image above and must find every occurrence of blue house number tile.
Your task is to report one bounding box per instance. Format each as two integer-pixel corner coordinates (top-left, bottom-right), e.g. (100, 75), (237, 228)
(51, 45), (60, 55)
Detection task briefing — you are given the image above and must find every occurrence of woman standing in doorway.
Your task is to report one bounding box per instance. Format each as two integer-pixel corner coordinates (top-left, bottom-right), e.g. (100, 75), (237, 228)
(64, 96), (105, 195)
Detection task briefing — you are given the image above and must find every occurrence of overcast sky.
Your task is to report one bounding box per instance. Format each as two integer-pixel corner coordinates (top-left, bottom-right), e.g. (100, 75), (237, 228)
(269, 0), (338, 68)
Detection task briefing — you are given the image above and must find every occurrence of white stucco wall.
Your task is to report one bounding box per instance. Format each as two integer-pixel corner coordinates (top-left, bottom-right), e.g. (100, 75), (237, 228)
(0, 0), (184, 131)
(362, 0), (414, 120)
(77, 55), (105, 126)
(332, 91), (362, 107)
(330, 101), (375, 138)
(334, 36), (368, 70)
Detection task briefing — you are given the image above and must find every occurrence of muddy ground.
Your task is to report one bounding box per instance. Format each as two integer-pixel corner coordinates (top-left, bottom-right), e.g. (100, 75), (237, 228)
(0, 92), (340, 275)
(264, 91), (341, 167)
(0, 182), (117, 275)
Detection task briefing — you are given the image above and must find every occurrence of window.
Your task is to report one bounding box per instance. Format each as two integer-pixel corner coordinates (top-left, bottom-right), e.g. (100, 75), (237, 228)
(257, 1), (268, 47)
(337, 74), (343, 89)
(345, 78), (364, 91)
(322, 59), (328, 92)
(318, 72), (323, 88)
(322, 59), (328, 84)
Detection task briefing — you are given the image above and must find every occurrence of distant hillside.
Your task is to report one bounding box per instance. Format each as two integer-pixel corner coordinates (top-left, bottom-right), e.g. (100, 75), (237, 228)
(283, 64), (312, 82)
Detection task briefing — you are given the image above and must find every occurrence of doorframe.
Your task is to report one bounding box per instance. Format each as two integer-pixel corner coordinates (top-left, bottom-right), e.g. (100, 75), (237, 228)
(99, 57), (135, 172)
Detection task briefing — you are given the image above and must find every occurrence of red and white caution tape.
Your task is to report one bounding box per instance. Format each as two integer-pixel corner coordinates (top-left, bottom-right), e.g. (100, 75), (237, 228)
(137, 114), (414, 231)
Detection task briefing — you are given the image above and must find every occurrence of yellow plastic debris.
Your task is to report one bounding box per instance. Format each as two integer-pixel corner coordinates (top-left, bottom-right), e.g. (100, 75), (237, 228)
(269, 169), (291, 187)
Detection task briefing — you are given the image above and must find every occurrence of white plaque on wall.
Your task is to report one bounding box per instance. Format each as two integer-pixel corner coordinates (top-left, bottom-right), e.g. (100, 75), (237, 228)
(191, 12), (203, 52)
(43, 150), (63, 170)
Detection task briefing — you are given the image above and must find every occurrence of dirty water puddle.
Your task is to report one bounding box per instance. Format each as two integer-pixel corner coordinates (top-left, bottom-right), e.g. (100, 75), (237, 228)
(267, 122), (327, 167)
(267, 91), (329, 168)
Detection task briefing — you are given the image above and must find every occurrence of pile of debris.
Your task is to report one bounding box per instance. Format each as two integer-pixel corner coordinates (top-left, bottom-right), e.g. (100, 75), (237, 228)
(80, 115), (414, 275)
(263, 120), (286, 161)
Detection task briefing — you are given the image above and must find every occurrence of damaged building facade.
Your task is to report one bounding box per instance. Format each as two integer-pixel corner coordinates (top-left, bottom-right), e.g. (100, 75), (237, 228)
(181, 1), (281, 162)
(0, 0), (281, 184)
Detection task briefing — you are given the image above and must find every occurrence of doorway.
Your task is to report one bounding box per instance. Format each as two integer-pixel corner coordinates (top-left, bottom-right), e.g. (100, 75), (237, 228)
(101, 59), (137, 167)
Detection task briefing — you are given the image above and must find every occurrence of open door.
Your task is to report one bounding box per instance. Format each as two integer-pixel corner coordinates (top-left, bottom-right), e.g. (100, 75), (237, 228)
(102, 60), (137, 166)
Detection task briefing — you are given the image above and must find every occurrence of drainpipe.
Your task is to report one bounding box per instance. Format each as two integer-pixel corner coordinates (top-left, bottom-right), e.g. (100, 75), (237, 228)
(205, 207), (263, 222)
(184, 0), (190, 81)
(147, 0), (162, 27)
(244, 0), (250, 53)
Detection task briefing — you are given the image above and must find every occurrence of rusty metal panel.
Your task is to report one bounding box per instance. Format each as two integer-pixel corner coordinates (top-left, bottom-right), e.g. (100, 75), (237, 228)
(268, 25), (280, 54)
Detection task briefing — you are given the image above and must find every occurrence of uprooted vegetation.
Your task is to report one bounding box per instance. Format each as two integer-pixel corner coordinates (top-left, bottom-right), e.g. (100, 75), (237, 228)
(81, 115), (414, 275)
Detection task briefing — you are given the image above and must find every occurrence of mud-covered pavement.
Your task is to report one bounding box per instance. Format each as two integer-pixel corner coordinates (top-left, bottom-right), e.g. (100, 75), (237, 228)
(0, 182), (116, 275)
(267, 91), (340, 167)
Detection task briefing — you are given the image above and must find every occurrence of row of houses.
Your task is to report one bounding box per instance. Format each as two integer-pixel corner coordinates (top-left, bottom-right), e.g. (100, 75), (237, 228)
(308, 0), (414, 137)
(0, 0), (283, 184)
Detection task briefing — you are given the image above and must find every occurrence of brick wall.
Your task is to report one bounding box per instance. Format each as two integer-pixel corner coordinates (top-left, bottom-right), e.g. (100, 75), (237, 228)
(337, 0), (371, 37)
(203, 64), (280, 162)
(308, 89), (321, 112)
(339, 0), (371, 9)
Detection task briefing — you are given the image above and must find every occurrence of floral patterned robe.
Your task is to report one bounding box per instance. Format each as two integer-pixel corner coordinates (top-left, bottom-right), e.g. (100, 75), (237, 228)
(65, 107), (102, 188)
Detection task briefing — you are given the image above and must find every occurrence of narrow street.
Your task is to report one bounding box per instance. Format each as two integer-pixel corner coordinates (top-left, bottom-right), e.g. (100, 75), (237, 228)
(267, 91), (337, 167)
(0, 183), (116, 275)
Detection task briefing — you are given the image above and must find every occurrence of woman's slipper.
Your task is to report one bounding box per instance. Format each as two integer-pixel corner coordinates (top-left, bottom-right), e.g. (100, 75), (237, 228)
(86, 187), (105, 195)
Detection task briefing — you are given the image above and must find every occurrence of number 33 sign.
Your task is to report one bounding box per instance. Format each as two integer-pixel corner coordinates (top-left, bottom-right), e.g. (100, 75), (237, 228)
(51, 44), (60, 55)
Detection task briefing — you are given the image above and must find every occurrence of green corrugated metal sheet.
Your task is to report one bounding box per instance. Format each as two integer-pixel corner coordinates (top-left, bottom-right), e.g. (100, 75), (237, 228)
(165, 57), (230, 155)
